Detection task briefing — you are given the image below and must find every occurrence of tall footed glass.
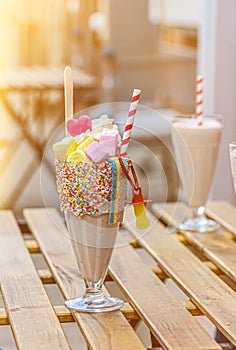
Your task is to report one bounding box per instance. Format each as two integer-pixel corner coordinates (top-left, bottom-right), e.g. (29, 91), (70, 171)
(53, 83), (145, 312)
(229, 142), (236, 193)
(171, 114), (222, 232)
(64, 211), (123, 312)
(54, 154), (128, 313)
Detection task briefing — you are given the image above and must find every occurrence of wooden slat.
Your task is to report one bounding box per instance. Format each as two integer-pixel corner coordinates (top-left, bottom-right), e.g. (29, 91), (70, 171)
(0, 302), (141, 326)
(152, 202), (186, 228)
(109, 239), (218, 350)
(124, 206), (236, 347)
(23, 208), (145, 350)
(54, 305), (74, 323)
(0, 299), (203, 326)
(152, 201), (236, 237)
(38, 265), (165, 284)
(0, 305), (73, 325)
(0, 210), (70, 350)
(38, 269), (55, 284)
(36, 257), (222, 284)
(178, 231), (236, 282)
(153, 202), (236, 282)
(25, 239), (40, 253)
(56, 302), (141, 322)
(0, 308), (8, 325)
(206, 201), (236, 236)
(179, 299), (202, 316)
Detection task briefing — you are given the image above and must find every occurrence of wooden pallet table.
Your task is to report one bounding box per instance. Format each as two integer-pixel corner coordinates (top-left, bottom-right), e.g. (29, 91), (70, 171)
(1, 202), (236, 349)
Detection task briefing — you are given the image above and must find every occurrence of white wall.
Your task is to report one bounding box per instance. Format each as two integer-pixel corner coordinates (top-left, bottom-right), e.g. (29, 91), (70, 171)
(199, 0), (236, 203)
(154, 0), (201, 27)
(109, 0), (196, 109)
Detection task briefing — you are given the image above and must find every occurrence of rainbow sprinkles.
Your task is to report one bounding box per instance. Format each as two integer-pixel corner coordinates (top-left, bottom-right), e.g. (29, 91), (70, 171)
(55, 156), (129, 224)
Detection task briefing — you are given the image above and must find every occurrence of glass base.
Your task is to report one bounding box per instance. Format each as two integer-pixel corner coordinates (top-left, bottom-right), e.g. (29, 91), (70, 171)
(178, 216), (219, 233)
(65, 295), (124, 313)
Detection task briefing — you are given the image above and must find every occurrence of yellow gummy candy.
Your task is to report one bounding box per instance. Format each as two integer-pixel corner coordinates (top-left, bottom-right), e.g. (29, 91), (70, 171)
(77, 136), (95, 151)
(67, 149), (88, 162)
(134, 203), (150, 229)
(53, 137), (76, 161)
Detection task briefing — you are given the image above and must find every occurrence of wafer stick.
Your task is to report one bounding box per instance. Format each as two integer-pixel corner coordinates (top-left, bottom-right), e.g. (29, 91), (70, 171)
(64, 66), (73, 136)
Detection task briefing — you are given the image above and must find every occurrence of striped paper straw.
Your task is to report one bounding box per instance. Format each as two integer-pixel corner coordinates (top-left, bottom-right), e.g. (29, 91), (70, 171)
(120, 89), (141, 155)
(196, 75), (203, 126)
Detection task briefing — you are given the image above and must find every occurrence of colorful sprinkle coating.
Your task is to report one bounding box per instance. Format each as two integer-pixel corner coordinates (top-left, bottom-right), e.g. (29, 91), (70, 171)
(55, 160), (113, 217)
(55, 158), (129, 221)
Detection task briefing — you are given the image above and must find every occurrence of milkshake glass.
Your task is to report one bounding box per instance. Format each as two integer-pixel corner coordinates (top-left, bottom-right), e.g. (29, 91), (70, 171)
(171, 114), (222, 232)
(55, 156), (127, 313)
(229, 142), (236, 192)
(64, 211), (122, 312)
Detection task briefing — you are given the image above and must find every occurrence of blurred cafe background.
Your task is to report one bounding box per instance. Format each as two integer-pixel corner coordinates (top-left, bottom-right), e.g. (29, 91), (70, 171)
(0, 0), (235, 218)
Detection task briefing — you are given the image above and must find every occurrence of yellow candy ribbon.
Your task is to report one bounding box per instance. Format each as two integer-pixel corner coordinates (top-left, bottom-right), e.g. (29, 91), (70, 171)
(117, 149), (151, 230)
(132, 187), (150, 229)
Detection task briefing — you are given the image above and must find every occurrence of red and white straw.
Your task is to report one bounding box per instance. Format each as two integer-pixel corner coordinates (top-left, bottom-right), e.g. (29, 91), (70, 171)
(120, 89), (141, 155)
(196, 75), (203, 126)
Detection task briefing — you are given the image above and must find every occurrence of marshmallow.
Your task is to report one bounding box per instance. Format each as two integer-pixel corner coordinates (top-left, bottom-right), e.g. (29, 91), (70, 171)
(92, 114), (114, 130)
(100, 134), (117, 156)
(53, 137), (76, 161)
(89, 129), (102, 140)
(75, 133), (86, 143)
(67, 149), (88, 162)
(102, 125), (119, 134)
(85, 142), (109, 163)
(102, 125), (121, 144)
(67, 115), (92, 136)
(77, 135), (95, 151)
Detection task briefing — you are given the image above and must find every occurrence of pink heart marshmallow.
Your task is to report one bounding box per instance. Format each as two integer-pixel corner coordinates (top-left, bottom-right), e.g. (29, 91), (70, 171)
(67, 115), (92, 137)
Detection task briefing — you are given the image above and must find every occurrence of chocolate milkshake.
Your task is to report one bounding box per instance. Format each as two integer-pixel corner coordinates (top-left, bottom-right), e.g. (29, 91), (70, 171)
(65, 212), (118, 286)
(54, 114), (129, 312)
(53, 78), (147, 311)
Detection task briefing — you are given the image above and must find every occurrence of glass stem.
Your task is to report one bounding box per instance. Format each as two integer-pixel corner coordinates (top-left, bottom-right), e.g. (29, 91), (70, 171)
(191, 206), (206, 219)
(84, 280), (104, 299)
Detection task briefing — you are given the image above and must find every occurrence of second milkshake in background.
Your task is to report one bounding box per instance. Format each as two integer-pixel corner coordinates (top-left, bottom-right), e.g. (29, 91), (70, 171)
(171, 114), (222, 232)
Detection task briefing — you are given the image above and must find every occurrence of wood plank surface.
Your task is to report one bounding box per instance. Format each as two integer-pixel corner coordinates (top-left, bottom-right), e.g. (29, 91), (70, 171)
(152, 201), (236, 236)
(109, 239), (219, 350)
(152, 202), (187, 228)
(124, 206), (236, 347)
(24, 208), (219, 350)
(0, 300), (202, 326)
(178, 230), (236, 282)
(206, 201), (236, 236)
(152, 202), (236, 282)
(0, 210), (70, 350)
(23, 208), (145, 350)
